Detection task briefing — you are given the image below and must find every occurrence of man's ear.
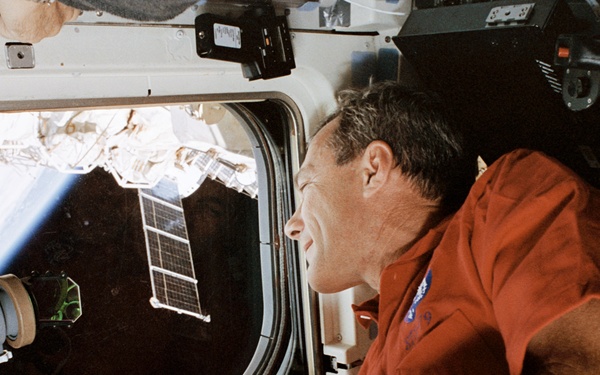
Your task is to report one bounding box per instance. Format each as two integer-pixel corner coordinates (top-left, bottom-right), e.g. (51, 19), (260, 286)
(361, 140), (396, 197)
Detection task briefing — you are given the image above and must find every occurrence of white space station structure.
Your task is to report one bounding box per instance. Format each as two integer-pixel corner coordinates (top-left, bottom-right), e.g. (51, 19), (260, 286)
(0, 104), (259, 199)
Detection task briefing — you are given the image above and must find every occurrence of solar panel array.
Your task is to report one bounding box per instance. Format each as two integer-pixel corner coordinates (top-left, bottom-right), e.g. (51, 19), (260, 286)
(138, 178), (210, 322)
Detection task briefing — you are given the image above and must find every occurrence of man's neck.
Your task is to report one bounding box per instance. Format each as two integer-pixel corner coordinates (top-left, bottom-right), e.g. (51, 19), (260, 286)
(362, 197), (445, 292)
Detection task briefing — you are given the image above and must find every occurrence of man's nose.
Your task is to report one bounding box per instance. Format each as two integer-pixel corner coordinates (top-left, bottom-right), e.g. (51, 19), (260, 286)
(284, 205), (303, 240)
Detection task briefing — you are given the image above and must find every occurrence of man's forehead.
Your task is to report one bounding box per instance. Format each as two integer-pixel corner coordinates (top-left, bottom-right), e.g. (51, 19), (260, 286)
(306, 118), (337, 155)
(311, 115), (339, 142)
(293, 116), (338, 187)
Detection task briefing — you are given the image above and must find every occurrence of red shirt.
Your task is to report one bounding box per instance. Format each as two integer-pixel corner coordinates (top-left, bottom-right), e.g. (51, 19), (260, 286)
(354, 149), (600, 374)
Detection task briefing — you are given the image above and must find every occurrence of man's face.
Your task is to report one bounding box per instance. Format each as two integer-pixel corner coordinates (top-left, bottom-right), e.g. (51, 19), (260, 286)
(285, 118), (366, 293)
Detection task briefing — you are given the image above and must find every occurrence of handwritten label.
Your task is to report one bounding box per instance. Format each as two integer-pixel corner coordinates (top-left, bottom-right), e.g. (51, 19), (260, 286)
(213, 23), (241, 49)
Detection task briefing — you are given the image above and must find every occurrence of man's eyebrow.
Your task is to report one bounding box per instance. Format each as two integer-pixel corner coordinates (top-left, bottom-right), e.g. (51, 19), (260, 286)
(293, 167), (310, 189)
(293, 170), (302, 189)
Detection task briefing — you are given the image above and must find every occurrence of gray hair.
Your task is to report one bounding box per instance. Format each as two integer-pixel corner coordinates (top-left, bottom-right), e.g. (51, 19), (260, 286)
(320, 81), (477, 213)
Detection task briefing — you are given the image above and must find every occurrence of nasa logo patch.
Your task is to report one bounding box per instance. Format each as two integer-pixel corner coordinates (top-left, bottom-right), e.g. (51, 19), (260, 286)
(404, 269), (432, 323)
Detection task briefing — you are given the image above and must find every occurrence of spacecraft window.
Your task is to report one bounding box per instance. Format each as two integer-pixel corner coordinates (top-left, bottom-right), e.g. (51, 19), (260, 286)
(0, 100), (298, 374)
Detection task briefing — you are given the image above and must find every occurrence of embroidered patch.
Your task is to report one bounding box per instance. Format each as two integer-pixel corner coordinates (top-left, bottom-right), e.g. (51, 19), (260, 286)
(404, 269), (432, 323)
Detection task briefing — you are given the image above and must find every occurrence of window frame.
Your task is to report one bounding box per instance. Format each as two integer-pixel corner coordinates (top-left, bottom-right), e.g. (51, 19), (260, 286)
(0, 92), (321, 374)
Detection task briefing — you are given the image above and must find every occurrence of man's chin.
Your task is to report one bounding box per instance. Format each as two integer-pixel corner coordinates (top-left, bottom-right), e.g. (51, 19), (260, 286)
(307, 274), (347, 294)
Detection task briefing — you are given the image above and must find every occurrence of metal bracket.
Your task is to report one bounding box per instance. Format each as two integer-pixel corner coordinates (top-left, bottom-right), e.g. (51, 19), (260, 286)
(554, 34), (600, 111)
(486, 3), (535, 25)
(562, 68), (600, 111)
(5, 43), (35, 69)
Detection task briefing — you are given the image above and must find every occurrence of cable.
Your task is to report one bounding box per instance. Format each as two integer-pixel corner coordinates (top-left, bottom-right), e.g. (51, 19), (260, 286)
(343, 0), (407, 16)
